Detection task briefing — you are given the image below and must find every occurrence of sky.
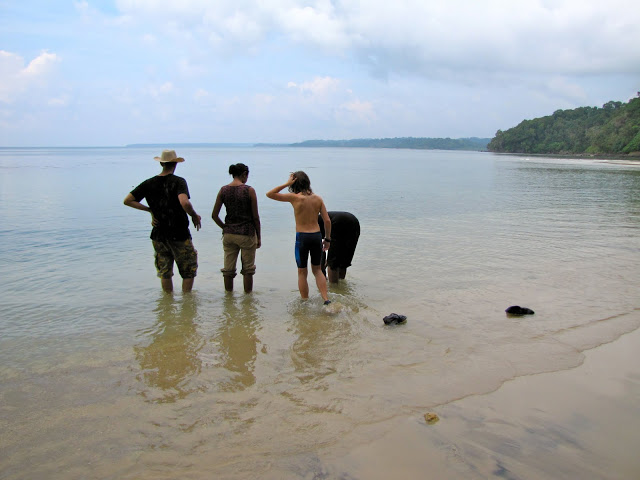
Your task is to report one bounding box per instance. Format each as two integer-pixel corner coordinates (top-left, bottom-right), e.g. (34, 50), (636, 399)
(1, 0), (639, 146)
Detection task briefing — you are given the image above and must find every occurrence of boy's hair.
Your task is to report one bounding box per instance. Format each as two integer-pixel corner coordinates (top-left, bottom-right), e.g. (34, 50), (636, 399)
(288, 171), (312, 194)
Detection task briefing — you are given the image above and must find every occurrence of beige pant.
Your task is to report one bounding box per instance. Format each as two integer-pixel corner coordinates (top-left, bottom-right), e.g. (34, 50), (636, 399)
(221, 233), (257, 277)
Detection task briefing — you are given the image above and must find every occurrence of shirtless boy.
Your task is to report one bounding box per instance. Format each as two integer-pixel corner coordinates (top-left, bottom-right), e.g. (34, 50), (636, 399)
(266, 172), (332, 304)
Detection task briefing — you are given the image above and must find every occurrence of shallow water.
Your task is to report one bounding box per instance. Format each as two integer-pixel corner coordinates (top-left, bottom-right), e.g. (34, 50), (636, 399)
(1, 147), (639, 478)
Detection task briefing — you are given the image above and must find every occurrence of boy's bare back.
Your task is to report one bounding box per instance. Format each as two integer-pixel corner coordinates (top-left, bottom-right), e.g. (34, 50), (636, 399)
(291, 193), (326, 233)
(265, 172), (331, 235)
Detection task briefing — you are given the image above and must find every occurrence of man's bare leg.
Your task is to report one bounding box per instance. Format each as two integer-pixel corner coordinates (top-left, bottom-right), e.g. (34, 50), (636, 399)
(161, 278), (173, 293)
(312, 264), (329, 302)
(338, 267), (347, 279)
(182, 277), (194, 293)
(297, 267), (310, 298)
(243, 274), (253, 293)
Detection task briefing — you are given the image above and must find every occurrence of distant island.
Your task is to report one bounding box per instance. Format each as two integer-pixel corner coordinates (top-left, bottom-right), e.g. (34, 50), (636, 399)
(125, 143), (254, 148)
(129, 138), (491, 151)
(488, 94), (640, 156)
(257, 137), (491, 150)
(126, 94), (640, 158)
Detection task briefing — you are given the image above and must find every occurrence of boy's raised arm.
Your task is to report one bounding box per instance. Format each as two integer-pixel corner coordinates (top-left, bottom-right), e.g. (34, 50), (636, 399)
(266, 174), (296, 201)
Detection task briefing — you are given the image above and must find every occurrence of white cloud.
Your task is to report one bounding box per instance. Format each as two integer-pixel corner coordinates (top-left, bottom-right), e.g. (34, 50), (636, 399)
(141, 33), (156, 45)
(544, 77), (588, 103)
(222, 10), (265, 45)
(193, 88), (210, 100)
(48, 94), (71, 107)
(0, 50), (61, 103)
(287, 76), (341, 97)
(74, 1), (90, 19)
(335, 99), (376, 126)
(177, 58), (206, 77)
(110, 0), (640, 78)
(276, 3), (349, 50)
(2, 0), (639, 145)
(254, 93), (274, 105)
(146, 82), (174, 98)
(22, 51), (60, 77)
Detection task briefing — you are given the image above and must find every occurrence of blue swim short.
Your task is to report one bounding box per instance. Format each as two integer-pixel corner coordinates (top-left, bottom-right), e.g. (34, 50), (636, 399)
(294, 232), (322, 268)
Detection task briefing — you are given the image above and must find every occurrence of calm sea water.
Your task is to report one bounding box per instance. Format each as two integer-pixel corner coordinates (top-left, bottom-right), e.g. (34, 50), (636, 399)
(1, 146), (639, 478)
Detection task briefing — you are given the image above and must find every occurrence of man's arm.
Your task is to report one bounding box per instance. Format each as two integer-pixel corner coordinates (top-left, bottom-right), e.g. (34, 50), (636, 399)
(178, 193), (202, 231)
(249, 187), (262, 248)
(266, 174), (296, 202)
(124, 193), (151, 213)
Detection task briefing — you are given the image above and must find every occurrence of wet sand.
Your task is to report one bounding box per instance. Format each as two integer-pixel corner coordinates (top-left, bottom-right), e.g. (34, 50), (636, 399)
(324, 327), (640, 479)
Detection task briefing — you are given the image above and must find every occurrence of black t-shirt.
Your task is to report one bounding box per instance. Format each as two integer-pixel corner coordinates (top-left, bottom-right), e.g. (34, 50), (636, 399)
(130, 174), (191, 241)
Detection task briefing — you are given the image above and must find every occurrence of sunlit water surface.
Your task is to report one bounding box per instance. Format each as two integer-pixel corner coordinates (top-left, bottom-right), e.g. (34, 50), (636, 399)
(1, 147), (639, 478)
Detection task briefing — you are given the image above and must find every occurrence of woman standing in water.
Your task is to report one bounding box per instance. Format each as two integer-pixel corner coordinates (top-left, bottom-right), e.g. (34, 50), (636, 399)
(212, 163), (261, 293)
(266, 171), (331, 304)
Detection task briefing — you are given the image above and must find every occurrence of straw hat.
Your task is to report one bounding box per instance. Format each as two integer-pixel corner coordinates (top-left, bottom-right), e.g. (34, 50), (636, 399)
(154, 149), (185, 163)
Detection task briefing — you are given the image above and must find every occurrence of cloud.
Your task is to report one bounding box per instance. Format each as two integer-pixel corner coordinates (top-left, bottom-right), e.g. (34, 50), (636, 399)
(22, 51), (60, 77)
(141, 33), (156, 45)
(287, 77), (341, 97)
(145, 82), (174, 98)
(336, 99), (376, 125)
(48, 94), (71, 107)
(177, 58), (207, 77)
(276, 3), (350, 50)
(0, 50), (61, 103)
(543, 77), (587, 103)
(112, 0), (640, 79)
(3, 1), (639, 145)
(193, 88), (210, 100)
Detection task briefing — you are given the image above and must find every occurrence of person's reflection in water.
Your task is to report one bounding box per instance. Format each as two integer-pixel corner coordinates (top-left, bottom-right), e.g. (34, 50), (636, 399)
(289, 298), (355, 387)
(134, 294), (203, 403)
(213, 294), (261, 392)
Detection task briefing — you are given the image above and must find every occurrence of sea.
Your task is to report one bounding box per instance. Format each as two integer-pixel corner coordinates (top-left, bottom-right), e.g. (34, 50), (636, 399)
(1, 146), (639, 479)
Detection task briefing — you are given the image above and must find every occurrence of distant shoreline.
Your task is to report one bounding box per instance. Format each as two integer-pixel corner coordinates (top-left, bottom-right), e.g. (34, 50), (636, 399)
(124, 137), (492, 152)
(125, 143), (255, 148)
(3, 141), (638, 159)
(493, 151), (640, 162)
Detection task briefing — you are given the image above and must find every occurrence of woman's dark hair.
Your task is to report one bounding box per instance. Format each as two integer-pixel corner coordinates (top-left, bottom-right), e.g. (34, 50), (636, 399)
(288, 171), (312, 194)
(228, 163), (249, 178)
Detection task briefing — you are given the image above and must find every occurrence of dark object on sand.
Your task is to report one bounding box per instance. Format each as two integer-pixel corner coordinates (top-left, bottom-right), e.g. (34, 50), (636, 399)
(383, 313), (407, 325)
(505, 305), (535, 316)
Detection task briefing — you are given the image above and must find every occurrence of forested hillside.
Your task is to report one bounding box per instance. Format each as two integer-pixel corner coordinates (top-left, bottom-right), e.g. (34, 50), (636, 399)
(488, 95), (640, 155)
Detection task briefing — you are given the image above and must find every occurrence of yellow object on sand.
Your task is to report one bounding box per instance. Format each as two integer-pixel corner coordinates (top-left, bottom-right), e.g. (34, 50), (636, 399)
(424, 412), (439, 424)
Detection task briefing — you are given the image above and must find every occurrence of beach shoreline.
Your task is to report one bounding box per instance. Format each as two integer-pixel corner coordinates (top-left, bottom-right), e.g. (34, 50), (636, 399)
(327, 326), (640, 479)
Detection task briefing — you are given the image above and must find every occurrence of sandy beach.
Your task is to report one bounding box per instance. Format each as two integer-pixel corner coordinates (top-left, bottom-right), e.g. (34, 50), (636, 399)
(327, 326), (640, 479)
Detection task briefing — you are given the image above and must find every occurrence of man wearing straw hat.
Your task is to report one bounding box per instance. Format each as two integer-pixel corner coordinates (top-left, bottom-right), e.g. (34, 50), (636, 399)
(124, 149), (202, 293)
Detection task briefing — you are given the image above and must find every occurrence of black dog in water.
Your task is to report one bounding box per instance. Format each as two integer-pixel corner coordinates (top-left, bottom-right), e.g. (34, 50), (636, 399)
(505, 305), (535, 316)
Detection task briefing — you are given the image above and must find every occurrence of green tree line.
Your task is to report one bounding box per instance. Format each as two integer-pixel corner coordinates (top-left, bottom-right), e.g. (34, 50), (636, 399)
(488, 94), (640, 155)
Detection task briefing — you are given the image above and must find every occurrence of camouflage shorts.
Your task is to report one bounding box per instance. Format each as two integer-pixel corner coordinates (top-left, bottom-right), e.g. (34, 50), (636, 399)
(152, 239), (198, 279)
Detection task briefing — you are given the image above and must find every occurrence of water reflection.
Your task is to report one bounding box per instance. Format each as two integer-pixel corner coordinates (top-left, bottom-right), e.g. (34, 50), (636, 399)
(212, 294), (262, 392)
(134, 294), (203, 403)
(289, 298), (356, 386)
